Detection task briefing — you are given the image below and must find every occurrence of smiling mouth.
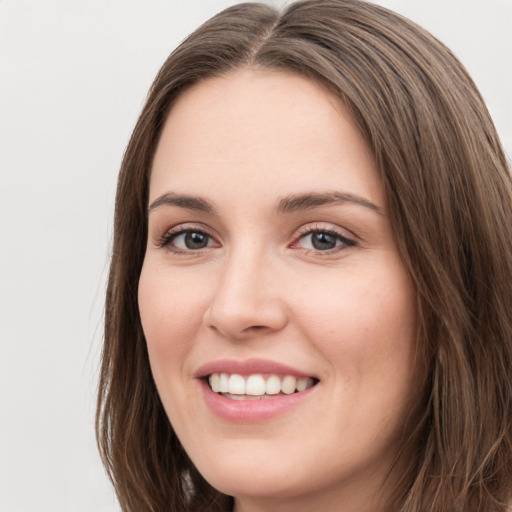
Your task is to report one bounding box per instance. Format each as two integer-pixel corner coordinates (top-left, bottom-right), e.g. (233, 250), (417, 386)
(207, 373), (318, 400)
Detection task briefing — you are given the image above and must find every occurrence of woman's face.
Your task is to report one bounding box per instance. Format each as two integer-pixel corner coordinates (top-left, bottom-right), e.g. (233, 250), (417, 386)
(139, 69), (418, 511)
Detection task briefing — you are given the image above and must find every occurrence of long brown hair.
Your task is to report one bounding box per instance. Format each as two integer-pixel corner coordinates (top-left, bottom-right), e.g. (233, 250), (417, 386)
(96, 1), (512, 510)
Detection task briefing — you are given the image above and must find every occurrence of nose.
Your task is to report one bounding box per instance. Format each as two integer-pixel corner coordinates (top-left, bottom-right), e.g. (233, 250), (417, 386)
(203, 250), (288, 340)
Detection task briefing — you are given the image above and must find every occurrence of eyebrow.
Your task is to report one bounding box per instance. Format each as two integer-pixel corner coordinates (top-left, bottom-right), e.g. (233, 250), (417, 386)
(148, 192), (217, 214)
(275, 191), (384, 215)
(148, 190), (383, 216)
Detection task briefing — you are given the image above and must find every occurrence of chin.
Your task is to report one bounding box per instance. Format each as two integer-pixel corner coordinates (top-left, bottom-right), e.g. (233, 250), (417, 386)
(201, 466), (305, 501)
(186, 440), (306, 498)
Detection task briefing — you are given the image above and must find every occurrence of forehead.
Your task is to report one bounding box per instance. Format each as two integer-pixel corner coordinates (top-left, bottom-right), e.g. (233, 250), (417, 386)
(149, 68), (383, 208)
(167, 67), (344, 129)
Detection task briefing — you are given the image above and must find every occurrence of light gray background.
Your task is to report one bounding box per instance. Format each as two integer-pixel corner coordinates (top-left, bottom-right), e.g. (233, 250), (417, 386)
(1, 1), (511, 511)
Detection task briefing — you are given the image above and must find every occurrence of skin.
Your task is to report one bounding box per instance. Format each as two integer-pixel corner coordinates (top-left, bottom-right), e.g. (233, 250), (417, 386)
(138, 69), (418, 512)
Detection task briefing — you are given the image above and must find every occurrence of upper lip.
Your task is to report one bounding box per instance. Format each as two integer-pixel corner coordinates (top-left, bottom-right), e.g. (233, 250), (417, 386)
(195, 358), (317, 379)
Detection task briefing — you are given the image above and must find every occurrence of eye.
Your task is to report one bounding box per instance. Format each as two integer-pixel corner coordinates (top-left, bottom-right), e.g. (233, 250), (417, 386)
(173, 231), (211, 250)
(292, 227), (355, 252)
(159, 227), (218, 253)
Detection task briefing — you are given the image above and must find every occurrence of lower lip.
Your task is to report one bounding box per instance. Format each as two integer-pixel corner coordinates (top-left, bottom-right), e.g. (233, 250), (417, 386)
(199, 379), (316, 423)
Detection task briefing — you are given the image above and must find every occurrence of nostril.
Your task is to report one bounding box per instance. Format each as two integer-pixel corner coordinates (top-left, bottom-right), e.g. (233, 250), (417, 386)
(240, 325), (271, 337)
(203, 294), (288, 339)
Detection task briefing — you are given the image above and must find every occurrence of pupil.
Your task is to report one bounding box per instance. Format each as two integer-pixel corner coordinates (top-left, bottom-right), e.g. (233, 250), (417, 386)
(312, 232), (336, 250)
(185, 232), (208, 249)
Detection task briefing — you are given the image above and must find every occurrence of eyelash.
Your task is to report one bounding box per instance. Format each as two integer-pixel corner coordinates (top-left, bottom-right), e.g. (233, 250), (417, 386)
(157, 224), (216, 254)
(157, 224), (356, 255)
(292, 225), (356, 253)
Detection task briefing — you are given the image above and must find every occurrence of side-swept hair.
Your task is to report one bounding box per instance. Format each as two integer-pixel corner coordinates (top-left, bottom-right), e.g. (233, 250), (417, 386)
(97, 1), (512, 510)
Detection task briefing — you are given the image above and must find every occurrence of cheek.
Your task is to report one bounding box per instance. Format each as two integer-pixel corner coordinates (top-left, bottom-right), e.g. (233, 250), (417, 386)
(138, 263), (207, 367)
(292, 260), (417, 384)
(138, 263), (212, 432)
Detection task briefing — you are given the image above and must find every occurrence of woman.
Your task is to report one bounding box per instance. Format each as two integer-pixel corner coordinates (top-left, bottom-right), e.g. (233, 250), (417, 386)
(96, 0), (512, 510)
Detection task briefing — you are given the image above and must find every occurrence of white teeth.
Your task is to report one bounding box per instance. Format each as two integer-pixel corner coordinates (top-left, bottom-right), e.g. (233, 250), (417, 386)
(209, 373), (221, 392)
(228, 374), (245, 395)
(207, 372), (316, 397)
(281, 375), (297, 395)
(246, 375), (266, 395)
(296, 377), (313, 391)
(265, 375), (281, 395)
(219, 373), (229, 393)
(228, 394), (250, 401)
